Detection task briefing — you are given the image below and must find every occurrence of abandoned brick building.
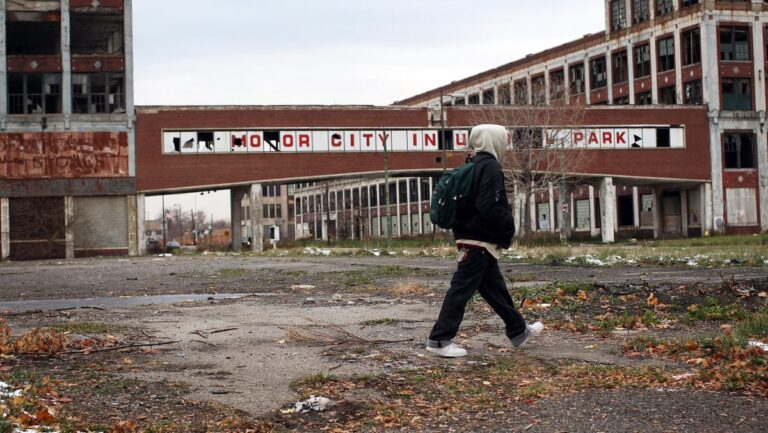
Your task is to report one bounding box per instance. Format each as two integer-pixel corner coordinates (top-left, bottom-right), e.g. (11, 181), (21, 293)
(0, 0), (136, 260)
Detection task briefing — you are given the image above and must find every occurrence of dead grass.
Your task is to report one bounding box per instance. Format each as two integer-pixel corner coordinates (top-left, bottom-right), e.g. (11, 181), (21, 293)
(389, 282), (434, 297)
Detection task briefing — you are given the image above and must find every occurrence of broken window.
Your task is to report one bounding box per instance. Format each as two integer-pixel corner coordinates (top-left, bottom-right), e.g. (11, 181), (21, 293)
(569, 63), (585, 95)
(614, 95), (630, 105)
(612, 50), (628, 84)
(724, 133), (755, 169)
(72, 73), (125, 114)
(71, 13), (124, 55)
(482, 88), (495, 104)
(610, 0), (626, 31)
(722, 78), (752, 111)
(682, 27), (701, 65)
(656, 128), (671, 147)
(467, 93), (480, 105)
(531, 75), (546, 105)
(263, 131), (281, 150)
(549, 70), (565, 102)
(633, 0), (649, 24)
(197, 132), (215, 151)
(658, 86), (676, 104)
(720, 26), (750, 61)
(635, 91), (652, 105)
(657, 37), (675, 72)
(514, 80), (529, 105)
(6, 20), (60, 55)
(656, 0), (674, 17)
(7, 73), (61, 114)
(634, 44), (651, 78)
(497, 83), (512, 105)
(684, 80), (702, 104)
(590, 57), (607, 89)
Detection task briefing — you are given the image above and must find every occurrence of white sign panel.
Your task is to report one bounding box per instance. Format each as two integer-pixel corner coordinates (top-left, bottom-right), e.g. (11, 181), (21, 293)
(161, 126), (685, 154)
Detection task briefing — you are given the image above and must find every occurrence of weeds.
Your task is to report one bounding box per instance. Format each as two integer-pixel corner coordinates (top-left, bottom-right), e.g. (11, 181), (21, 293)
(360, 318), (399, 327)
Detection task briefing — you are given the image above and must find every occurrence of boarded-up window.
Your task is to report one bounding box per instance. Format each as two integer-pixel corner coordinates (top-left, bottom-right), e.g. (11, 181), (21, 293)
(575, 200), (590, 230)
(726, 188), (758, 226)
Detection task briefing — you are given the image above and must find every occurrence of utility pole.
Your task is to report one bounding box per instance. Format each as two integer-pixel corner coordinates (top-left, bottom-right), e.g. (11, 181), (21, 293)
(382, 133), (392, 245)
(191, 209), (197, 246)
(162, 195), (167, 251)
(177, 204), (182, 243)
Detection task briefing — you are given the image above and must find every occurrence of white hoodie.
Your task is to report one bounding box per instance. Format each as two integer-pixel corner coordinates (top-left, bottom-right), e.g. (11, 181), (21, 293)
(469, 124), (508, 162)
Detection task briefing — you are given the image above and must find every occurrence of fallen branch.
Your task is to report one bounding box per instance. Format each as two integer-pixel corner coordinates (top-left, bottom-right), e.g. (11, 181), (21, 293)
(286, 318), (413, 347)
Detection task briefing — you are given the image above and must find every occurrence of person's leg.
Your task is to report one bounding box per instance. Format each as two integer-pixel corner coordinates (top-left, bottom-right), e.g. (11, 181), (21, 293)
(476, 259), (527, 339)
(427, 247), (489, 347)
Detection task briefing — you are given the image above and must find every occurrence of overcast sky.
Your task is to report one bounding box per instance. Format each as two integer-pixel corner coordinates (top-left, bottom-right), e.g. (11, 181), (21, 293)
(134, 0), (606, 107)
(136, 1), (606, 223)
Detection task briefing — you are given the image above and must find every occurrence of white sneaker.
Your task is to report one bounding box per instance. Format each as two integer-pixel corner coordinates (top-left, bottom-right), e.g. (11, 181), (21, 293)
(510, 322), (544, 348)
(426, 343), (468, 358)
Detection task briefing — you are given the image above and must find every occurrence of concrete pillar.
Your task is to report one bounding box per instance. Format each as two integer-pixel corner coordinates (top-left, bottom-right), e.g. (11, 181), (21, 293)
(632, 186), (640, 228)
(599, 178), (616, 243)
(127, 195), (138, 256)
(752, 22), (766, 112)
(707, 113), (725, 232)
(230, 188), (244, 252)
(589, 185), (599, 237)
(547, 184), (555, 232)
(652, 187), (662, 239)
(249, 184), (264, 253)
(649, 34), (658, 103)
(758, 128), (768, 231)
(673, 28), (683, 104)
(61, 0), (72, 126)
(64, 196), (75, 259)
(680, 190), (689, 237)
(136, 194), (146, 255)
(627, 39), (636, 105)
(701, 21), (720, 109)
(1, 197), (9, 260)
(584, 58), (591, 105)
(701, 183), (714, 235)
(124, 0), (136, 177)
(0, 0), (7, 125)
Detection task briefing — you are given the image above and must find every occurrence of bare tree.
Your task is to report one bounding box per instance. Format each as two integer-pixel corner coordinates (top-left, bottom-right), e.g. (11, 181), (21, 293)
(469, 87), (591, 240)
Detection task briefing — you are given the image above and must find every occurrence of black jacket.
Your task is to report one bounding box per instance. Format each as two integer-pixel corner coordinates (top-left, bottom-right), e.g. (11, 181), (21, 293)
(452, 152), (516, 249)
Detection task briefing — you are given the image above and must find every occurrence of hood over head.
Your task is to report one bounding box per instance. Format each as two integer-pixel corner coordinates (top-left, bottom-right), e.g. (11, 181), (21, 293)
(469, 124), (508, 161)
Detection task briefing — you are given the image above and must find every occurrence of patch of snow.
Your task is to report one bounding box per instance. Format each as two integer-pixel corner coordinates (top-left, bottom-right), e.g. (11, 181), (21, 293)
(294, 396), (333, 413)
(303, 247), (331, 256)
(0, 381), (22, 398)
(748, 340), (768, 351)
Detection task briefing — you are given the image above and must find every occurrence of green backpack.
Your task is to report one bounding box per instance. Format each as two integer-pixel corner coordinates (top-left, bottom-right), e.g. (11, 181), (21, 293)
(429, 162), (475, 230)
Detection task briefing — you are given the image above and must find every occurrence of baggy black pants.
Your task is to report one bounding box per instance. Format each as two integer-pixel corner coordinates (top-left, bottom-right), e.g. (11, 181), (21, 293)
(427, 246), (527, 348)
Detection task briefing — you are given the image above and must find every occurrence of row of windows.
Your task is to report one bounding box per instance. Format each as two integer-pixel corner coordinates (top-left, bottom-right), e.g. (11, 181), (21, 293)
(8, 73), (125, 115)
(295, 178), (436, 215)
(611, 0), (715, 30)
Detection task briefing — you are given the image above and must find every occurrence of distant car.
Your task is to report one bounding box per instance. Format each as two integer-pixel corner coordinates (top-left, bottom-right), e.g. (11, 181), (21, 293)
(166, 240), (181, 251)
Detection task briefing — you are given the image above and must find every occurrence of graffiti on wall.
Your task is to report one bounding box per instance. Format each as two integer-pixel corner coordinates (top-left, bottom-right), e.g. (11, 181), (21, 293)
(0, 132), (128, 179)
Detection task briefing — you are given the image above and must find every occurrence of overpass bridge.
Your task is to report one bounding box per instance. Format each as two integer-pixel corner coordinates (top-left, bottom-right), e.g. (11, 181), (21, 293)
(134, 105), (712, 250)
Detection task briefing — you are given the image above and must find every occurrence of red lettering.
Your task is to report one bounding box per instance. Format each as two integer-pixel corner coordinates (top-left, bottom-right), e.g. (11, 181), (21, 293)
(425, 133), (436, 147)
(602, 131), (612, 145)
(232, 134), (246, 149)
(616, 131), (626, 144)
(574, 131), (585, 145)
(349, 134), (356, 147)
(298, 134), (311, 147)
(331, 134), (342, 147)
(412, 133), (419, 147)
(588, 132), (599, 145)
(363, 133), (374, 147)
(378, 132), (389, 146)
(455, 133), (467, 147)
(283, 134), (294, 148)
(249, 134), (261, 148)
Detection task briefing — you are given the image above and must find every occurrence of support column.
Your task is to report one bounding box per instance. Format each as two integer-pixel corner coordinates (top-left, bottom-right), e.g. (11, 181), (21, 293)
(127, 195), (138, 256)
(599, 178), (616, 243)
(1, 198), (9, 261)
(701, 183), (714, 235)
(681, 190), (689, 237)
(230, 188), (244, 252)
(136, 194), (146, 255)
(707, 113), (725, 232)
(249, 184), (264, 253)
(64, 196), (74, 259)
(548, 183), (556, 233)
(632, 186), (640, 228)
(589, 186), (599, 237)
(124, 0), (136, 176)
(61, 0), (72, 127)
(652, 187), (662, 239)
(758, 128), (768, 230)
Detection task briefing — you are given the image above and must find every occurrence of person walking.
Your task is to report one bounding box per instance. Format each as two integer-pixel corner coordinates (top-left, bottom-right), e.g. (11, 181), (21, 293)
(426, 124), (543, 358)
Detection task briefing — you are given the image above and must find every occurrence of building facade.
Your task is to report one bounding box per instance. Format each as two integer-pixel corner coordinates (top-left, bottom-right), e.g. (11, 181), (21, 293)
(0, 0), (139, 260)
(397, 0), (768, 236)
